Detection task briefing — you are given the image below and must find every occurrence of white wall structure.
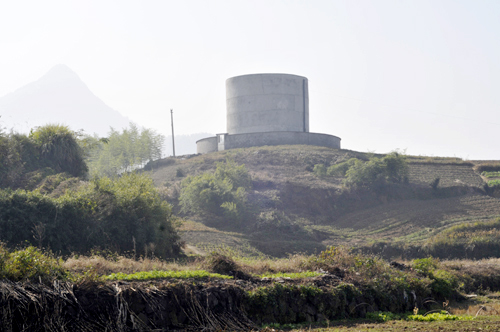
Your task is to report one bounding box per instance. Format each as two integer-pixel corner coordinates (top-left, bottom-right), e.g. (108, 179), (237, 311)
(197, 73), (340, 154)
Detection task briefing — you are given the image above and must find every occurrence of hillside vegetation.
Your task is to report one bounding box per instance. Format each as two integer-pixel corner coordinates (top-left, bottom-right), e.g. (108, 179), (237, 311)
(147, 145), (500, 259)
(0, 124), (181, 258)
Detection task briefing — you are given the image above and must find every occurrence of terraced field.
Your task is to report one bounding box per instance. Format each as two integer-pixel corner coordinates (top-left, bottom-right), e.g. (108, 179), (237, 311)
(408, 162), (484, 187)
(148, 145), (500, 258)
(327, 193), (500, 246)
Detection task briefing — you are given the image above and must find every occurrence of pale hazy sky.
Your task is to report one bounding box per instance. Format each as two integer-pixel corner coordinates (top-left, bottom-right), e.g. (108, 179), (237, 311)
(1, 0), (499, 159)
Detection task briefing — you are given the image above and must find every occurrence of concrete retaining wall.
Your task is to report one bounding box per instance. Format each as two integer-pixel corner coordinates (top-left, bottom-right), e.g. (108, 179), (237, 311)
(224, 132), (340, 150)
(196, 132), (341, 154)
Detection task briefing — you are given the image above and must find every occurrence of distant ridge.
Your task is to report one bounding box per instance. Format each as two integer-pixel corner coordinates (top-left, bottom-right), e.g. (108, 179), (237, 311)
(0, 64), (130, 136)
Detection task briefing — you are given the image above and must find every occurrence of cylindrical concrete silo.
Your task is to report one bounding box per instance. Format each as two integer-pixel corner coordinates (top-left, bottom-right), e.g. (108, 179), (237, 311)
(226, 74), (309, 135)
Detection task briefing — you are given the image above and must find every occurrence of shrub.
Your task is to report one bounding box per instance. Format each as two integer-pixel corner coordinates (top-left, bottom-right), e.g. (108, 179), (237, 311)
(344, 157), (386, 188)
(203, 252), (239, 275)
(344, 151), (408, 189)
(2, 246), (68, 283)
(313, 164), (326, 178)
(412, 257), (458, 298)
(179, 159), (251, 221)
(214, 158), (252, 189)
(175, 167), (184, 177)
(327, 158), (358, 177)
(412, 257), (439, 275)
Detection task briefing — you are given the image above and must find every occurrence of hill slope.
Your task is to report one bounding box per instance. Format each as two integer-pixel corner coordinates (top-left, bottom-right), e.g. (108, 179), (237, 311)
(147, 145), (500, 258)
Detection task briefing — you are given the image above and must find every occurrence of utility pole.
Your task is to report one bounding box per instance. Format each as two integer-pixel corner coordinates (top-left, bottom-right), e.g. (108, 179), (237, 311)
(170, 109), (176, 157)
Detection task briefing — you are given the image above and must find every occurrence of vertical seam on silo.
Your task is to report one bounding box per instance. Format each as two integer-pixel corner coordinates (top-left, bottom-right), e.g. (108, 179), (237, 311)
(303, 79), (306, 132)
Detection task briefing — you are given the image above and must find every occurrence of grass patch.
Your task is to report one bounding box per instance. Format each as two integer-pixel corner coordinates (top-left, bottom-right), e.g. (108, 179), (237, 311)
(105, 269), (233, 281)
(258, 271), (322, 279)
(367, 310), (473, 322)
(408, 311), (473, 322)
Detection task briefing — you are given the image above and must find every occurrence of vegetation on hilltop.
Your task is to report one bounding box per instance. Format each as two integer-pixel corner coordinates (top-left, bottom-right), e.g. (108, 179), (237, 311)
(0, 124), (87, 189)
(84, 123), (164, 177)
(313, 151), (409, 189)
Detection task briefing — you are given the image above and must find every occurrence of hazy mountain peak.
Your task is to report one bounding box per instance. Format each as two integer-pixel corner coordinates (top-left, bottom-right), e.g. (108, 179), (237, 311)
(44, 64), (79, 78)
(37, 64), (83, 86)
(0, 65), (130, 136)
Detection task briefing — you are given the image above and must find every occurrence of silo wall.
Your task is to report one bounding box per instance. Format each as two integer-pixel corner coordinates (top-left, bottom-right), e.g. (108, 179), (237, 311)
(226, 74), (309, 135)
(196, 136), (218, 154)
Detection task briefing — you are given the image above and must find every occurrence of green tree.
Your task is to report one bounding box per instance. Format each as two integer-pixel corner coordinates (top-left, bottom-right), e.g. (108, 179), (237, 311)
(86, 123), (164, 177)
(29, 124), (87, 177)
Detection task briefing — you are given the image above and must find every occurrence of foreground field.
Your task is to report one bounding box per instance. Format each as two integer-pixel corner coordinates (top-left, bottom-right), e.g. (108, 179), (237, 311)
(281, 316), (500, 332)
(5, 242), (500, 330)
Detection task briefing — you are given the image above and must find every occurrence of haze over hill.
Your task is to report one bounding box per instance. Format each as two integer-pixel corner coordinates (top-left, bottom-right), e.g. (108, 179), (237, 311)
(0, 64), (130, 137)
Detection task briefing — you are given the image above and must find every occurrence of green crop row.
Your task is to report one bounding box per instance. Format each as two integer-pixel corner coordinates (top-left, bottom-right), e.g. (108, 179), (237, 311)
(482, 171), (500, 178)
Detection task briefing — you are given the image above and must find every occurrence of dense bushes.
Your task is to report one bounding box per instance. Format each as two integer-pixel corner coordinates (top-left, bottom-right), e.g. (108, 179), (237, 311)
(179, 159), (251, 221)
(344, 152), (409, 188)
(0, 244), (68, 282)
(313, 152), (409, 190)
(0, 173), (181, 258)
(0, 245), (68, 282)
(0, 124), (87, 188)
(29, 124), (87, 177)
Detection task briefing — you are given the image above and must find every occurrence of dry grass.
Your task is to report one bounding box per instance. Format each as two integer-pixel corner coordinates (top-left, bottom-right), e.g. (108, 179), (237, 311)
(235, 254), (310, 275)
(451, 303), (500, 316)
(442, 257), (500, 274)
(63, 255), (197, 275)
(61, 250), (314, 278)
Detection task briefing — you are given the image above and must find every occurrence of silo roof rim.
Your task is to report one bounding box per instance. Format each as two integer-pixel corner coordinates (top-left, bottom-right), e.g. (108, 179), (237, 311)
(226, 73), (307, 81)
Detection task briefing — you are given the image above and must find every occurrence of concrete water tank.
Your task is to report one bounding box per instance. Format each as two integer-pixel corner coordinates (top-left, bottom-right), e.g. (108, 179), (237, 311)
(226, 74), (309, 135)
